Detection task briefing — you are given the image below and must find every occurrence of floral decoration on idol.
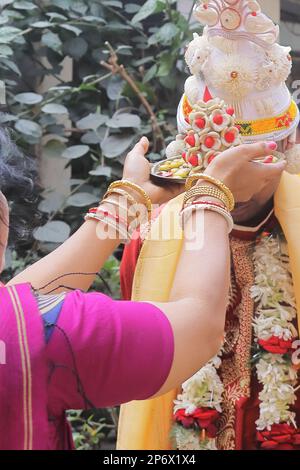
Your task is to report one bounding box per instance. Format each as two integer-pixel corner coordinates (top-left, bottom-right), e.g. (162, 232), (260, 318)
(250, 234), (300, 450)
(156, 98), (241, 180)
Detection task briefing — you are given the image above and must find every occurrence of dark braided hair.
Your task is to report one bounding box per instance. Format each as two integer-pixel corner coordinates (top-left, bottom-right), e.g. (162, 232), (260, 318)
(0, 125), (40, 245)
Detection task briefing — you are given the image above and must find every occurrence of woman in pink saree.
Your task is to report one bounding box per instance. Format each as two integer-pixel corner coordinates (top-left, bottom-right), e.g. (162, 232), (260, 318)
(0, 127), (285, 450)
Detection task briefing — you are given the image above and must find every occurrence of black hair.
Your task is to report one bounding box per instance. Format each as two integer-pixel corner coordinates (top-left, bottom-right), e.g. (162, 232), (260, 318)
(0, 125), (40, 245)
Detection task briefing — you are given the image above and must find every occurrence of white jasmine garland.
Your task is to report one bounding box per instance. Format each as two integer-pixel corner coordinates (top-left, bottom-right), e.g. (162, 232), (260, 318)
(173, 352), (224, 450)
(173, 234), (299, 450)
(251, 236), (299, 435)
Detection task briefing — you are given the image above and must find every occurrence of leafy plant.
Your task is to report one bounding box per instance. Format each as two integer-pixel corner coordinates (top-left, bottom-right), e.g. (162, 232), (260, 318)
(1, 0), (199, 249)
(67, 408), (117, 450)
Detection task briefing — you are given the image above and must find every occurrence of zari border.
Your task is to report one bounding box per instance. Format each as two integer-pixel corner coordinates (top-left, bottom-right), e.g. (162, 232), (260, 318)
(7, 286), (33, 450)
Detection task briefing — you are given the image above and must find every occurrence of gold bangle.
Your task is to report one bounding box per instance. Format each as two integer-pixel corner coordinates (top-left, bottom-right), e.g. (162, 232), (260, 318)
(108, 180), (152, 220)
(103, 187), (137, 207)
(185, 173), (235, 211)
(183, 185), (230, 210)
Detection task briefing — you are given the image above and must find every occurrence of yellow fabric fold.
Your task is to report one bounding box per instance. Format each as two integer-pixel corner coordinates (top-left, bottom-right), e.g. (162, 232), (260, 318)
(275, 172), (300, 333)
(117, 195), (185, 450)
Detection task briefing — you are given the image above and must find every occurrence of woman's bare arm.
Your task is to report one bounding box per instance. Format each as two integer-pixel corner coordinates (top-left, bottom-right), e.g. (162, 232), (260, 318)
(8, 138), (182, 293)
(150, 142), (286, 396)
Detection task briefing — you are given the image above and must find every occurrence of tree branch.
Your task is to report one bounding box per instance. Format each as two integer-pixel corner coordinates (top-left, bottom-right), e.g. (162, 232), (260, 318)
(101, 42), (165, 151)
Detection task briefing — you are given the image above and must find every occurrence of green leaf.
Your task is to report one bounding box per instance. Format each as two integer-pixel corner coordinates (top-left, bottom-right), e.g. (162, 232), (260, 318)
(125, 3), (140, 14)
(0, 16), (8, 26)
(38, 193), (65, 213)
(51, 0), (72, 9)
(71, 0), (88, 14)
(106, 76), (124, 100)
(0, 1), (14, 7)
(63, 37), (88, 60)
(101, 0), (123, 7)
(46, 12), (68, 21)
(34, 221), (71, 243)
(81, 131), (103, 145)
(42, 31), (62, 52)
(67, 193), (99, 207)
(31, 21), (53, 28)
(131, 0), (164, 24)
(143, 64), (158, 83)
(101, 134), (135, 159)
(15, 119), (42, 138)
(107, 113), (141, 129)
(13, 1), (37, 9)
(89, 166), (112, 177)
(0, 44), (13, 56)
(157, 53), (175, 77)
(76, 113), (107, 130)
(149, 23), (179, 45)
(0, 26), (21, 43)
(0, 113), (17, 123)
(62, 145), (90, 159)
(15, 92), (43, 105)
(1, 58), (21, 75)
(59, 24), (82, 36)
(42, 103), (69, 114)
(81, 16), (106, 24)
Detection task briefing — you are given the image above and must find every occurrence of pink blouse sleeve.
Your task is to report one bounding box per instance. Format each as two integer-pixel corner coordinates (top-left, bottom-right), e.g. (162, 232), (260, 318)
(46, 290), (174, 413)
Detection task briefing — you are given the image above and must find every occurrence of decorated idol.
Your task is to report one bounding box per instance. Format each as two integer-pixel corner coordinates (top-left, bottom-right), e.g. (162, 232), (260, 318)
(117, 0), (300, 451)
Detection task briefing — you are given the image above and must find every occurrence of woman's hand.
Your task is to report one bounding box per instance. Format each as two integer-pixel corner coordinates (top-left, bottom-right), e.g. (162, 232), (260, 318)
(205, 141), (287, 203)
(122, 137), (184, 205)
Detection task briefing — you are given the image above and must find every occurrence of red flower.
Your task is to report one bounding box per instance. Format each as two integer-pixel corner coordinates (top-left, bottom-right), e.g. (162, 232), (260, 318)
(193, 408), (220, 428)
(257, 424), (300, 450)
(174, 409), (195, 429)
(258, 336), (294, 355)
(174, 408), (220, 436)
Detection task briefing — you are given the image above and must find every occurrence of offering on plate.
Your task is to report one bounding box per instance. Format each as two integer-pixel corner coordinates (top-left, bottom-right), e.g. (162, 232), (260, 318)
(151, 97), (284, 184)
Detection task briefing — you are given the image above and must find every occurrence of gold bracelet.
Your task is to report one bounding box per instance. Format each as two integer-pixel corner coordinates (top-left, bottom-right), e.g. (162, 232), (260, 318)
(103, 187), (137, 207)
(108, 180), (152, 220)
(183, 185), (230, 210)
(185, 173), (235, 211)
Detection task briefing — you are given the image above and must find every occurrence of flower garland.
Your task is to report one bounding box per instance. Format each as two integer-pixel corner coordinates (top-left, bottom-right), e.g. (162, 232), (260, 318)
(251, 233), (300, 450)
(172, 233), (300, 450)
(172, 353), (224, 450)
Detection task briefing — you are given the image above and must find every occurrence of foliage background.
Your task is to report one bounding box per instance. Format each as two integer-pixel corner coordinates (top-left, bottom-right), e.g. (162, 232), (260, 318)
(0, 0), (199, 448)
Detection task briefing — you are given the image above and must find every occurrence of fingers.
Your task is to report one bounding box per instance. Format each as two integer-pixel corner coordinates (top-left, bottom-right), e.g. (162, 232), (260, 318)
(140, 136), (150, 152)
(241, 141), (278, 161)
(252, 159), (287, 179)
(219, 141), (278, 163)
(127, 137), (149, 159)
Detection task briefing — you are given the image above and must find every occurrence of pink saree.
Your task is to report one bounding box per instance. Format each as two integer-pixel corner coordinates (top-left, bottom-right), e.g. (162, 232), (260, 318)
(0, 283), (174, 450)
(0, 284), (48, 450)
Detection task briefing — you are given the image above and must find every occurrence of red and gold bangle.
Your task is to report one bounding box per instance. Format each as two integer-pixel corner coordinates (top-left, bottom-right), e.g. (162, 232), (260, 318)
(88, 207), (99, 214)
(85, 209), (130, 243)
(85, 208), (128, 227)
(188, 200), (226, 210)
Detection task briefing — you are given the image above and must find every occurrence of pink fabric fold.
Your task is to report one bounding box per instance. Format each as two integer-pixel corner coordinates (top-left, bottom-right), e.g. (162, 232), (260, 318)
(0, 284), (48, 450)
